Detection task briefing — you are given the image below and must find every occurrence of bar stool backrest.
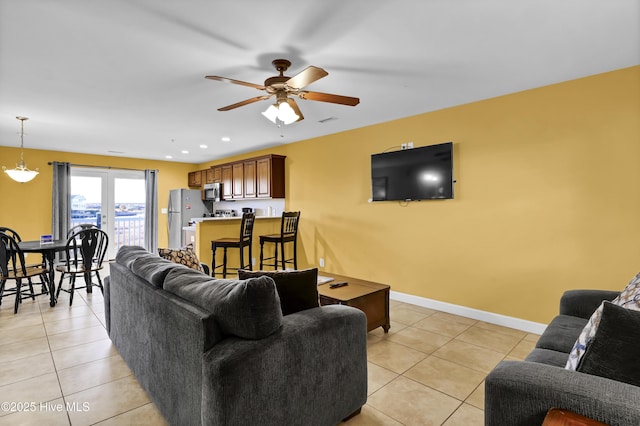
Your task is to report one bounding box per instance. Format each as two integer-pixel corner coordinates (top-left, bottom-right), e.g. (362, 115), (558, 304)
(240, 213), (256, 245)
(281, 211), (300, 238)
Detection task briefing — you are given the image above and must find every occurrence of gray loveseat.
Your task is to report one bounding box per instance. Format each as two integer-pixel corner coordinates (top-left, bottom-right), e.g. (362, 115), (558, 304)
(104, 246), (367, 426)
(485, 289), (640, 425)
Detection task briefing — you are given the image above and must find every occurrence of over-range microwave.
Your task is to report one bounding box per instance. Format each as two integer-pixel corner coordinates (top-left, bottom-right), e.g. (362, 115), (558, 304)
(203, 183), (222, 201)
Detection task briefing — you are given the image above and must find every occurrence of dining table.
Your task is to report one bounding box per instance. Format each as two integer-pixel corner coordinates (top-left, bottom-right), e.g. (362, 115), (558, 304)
(18, 239), (68, 307)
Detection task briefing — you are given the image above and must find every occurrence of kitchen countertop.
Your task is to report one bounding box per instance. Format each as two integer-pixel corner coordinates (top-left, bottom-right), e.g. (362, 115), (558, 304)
(183, 215), (280, 231)
(183, 215), (280, 230)
(193, 215), (280, 222)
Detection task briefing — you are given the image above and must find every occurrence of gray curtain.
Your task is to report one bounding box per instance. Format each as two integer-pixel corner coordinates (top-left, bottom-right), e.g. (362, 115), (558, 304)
(52, 161), (71, 241)
(144, 169), (159, 253)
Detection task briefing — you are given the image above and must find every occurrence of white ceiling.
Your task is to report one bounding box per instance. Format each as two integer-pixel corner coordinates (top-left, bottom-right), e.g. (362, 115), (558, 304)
(1, 0), (638, 163)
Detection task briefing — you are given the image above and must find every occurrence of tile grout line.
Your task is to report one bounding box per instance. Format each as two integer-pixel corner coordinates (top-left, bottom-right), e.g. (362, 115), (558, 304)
(40, 293), (73, 426)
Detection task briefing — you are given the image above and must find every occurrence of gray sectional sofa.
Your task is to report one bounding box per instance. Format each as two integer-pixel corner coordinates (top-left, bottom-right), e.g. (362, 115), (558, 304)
(485, 289), (640, 425)
(104, 246), (368, 426)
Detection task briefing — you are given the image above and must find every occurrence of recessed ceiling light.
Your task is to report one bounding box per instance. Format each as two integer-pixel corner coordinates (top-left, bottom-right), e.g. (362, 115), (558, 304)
(165, 155), (173, 159)
(200, 144), (208, 149)
(221, 137), (231, 142)
(181, 150), (189, 154)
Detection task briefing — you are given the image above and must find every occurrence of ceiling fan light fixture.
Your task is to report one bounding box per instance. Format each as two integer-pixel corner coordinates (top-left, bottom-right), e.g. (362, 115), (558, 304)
(261, 104), (279, 124)
(277, 101), (299, 125)
(3, 116), (39, 183)
(262, 102), (299, 125)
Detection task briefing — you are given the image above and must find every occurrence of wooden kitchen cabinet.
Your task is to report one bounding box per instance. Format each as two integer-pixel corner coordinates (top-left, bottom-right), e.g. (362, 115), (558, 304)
(221, 165), (233, 199)
(204, 166), (222, 184)
(232, 162), (244, 199)
(205, 168), (214, 184)
(257, 155), (285, 198)
(199, 154), (286, 200)
(188, 170), (203, 188)
(243, 160), (257, 198)
(212, 166), (222, 183)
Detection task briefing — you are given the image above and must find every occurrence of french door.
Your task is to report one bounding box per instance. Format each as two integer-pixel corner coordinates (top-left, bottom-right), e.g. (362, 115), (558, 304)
(70, 167), (146, 259)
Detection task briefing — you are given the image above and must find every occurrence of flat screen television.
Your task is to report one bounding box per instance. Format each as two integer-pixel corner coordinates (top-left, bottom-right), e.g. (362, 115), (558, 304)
(371, 142), (454, 201)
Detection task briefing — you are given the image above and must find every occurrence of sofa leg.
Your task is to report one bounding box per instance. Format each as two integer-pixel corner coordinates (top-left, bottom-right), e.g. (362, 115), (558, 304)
(342, 407), (362, 422)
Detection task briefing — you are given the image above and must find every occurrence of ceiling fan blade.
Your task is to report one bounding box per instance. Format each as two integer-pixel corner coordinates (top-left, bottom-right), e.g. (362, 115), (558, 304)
(205, 76), (265, 90)
(286, 98), (304, 122)
(298, 91), (360, 106)
(285, 66), (328, 89)
(218, 95), (272, 111)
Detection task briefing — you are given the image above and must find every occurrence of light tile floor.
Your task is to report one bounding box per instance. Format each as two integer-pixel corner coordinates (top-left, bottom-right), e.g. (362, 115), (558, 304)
(0, 278), (539, 425)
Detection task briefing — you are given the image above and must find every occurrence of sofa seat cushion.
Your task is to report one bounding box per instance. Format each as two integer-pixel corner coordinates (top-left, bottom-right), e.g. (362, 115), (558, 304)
(238, 268), (319, 316)
(535, 315), (587, 353)
(525, 348), (569, 367)
(164, 267), (283, 340)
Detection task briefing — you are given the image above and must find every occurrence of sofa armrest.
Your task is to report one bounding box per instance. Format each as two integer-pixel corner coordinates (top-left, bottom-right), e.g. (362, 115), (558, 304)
(485, 360), (640, 426)
(201, 305), (368, 426)
(559, 289), (619, 319)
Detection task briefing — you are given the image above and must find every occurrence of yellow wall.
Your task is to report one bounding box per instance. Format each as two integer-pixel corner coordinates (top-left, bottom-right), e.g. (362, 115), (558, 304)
(0, 149), (195, 246)
(1, 66), (638, 323)
(202, 66), (640, 323)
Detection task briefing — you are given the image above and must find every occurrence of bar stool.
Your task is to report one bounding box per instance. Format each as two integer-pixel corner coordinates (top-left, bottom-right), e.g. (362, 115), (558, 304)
(259, 211), (300, 270)
(211, 212), (255, 278)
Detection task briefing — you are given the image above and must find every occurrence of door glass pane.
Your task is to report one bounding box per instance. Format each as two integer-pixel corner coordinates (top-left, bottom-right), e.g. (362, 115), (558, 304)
(113, 177), (145, 252)
(70, 176), (102, 229)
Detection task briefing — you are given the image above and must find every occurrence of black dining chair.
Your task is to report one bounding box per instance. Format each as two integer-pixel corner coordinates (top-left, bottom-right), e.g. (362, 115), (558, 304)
(211, 213), (256, 278)
(62, 223), (99, 268)
(0, 227), (47, 269)
(67, 223), (98, 238)
(55, 228), (109, 305)
(0, 231), (50, 313)
(259, 211), (301, 270)
(0, 227), (48, 294)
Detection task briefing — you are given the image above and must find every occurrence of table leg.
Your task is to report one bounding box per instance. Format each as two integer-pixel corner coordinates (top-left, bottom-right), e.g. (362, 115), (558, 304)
(44, 252), (57, 307)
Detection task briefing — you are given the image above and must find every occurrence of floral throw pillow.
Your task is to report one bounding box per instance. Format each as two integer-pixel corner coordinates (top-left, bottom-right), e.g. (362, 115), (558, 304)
(565, 272), (640, 371)
(158, 245), (205, 273)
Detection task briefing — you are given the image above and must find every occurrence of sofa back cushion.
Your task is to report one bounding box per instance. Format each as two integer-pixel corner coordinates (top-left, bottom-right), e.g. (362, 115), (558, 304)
(116, 245), (151, 268)
(129, 253), (177, 288)
(164, 268), (283, 340)
(116, 245), (176, 288)
(238, 268), (319, 316)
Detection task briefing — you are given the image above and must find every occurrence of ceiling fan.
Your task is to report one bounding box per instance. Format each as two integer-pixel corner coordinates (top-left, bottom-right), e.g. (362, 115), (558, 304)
(205, 59), (359, 125)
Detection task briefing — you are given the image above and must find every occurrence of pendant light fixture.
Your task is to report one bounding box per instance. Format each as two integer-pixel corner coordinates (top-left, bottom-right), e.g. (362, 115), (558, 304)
(2, 116), (39, 183)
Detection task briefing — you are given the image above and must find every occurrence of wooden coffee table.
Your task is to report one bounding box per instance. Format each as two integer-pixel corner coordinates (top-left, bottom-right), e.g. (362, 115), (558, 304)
(542, 408), (608, 425)
(317, 273), (390, 333)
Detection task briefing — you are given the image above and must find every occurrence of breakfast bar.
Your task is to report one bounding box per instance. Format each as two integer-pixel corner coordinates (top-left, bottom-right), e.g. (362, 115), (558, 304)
(193, 216), (281, 274)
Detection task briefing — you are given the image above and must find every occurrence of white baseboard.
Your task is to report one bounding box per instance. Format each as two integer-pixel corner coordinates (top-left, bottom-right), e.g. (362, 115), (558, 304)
(390, 290), (548, 335)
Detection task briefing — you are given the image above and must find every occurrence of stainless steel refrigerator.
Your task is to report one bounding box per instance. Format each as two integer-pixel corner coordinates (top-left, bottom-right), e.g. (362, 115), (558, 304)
(168, 189), (209, 248)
